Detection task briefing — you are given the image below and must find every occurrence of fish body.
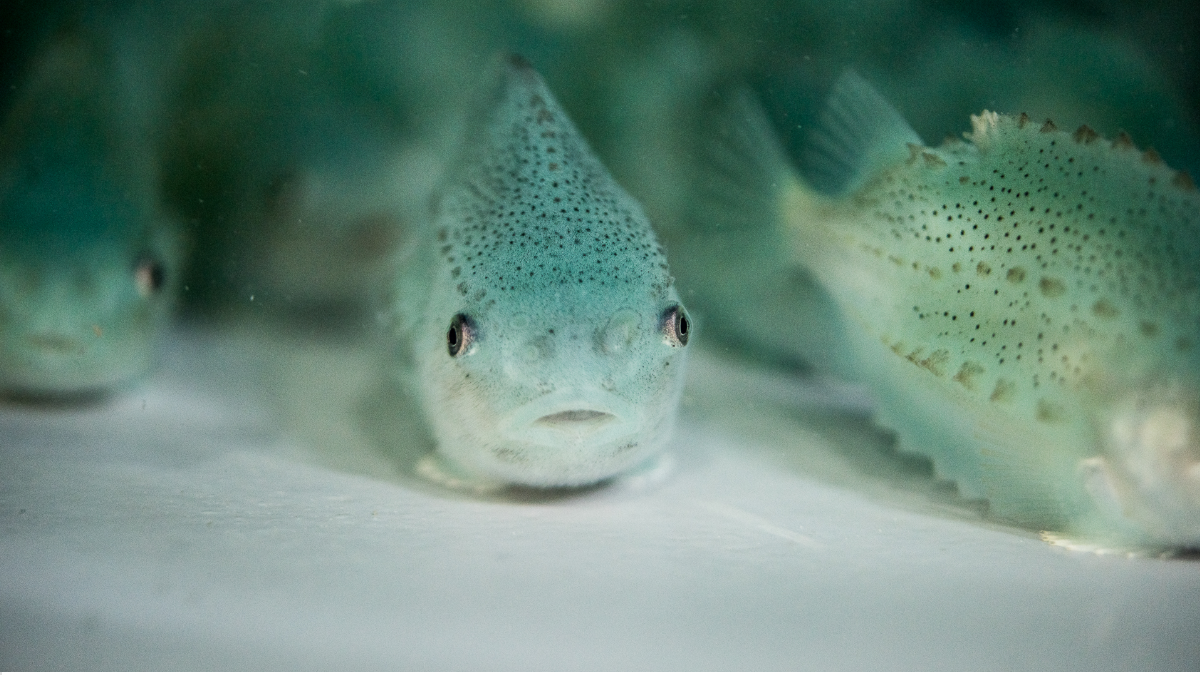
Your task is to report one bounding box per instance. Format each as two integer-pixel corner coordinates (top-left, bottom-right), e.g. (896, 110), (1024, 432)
(708, 73), (1200, 546)
(0, 33), (182, 397)
(389, 56), (690, 488)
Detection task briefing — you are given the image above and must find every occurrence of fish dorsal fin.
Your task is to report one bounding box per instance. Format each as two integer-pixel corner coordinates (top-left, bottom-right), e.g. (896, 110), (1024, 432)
(691, 87), (796, 234)
(802, 70), (923, 195)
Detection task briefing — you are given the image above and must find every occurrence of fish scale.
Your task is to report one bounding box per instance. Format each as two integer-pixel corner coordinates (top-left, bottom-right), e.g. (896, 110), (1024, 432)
(706, 71), (1200, 546)
(390, 56), (689, 489)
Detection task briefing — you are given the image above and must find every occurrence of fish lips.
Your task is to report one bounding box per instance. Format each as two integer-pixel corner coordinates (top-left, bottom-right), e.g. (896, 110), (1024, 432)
(498, 389), (642, 450)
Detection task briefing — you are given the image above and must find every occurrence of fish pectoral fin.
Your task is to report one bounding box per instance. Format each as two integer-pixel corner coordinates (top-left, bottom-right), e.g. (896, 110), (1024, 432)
(802, 69), (923, 196)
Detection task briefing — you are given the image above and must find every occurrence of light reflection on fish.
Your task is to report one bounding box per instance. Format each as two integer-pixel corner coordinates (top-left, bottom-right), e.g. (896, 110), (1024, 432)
(387, 56), (690, 488)
(703, 71), (1200, 547)
(0, 32), (182, 398)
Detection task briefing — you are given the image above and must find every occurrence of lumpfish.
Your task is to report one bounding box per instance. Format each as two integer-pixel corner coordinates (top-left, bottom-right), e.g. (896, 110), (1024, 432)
(702, 72), (1200, 547)
(388, 56), (690, 488)
(0, 33), (182, 397)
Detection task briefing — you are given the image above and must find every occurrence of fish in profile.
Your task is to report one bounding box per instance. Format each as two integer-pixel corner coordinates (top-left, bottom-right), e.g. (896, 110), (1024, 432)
(0, 32), (183, 398)
(700, 71), (1200, 548)
(387, 56), (690, 489)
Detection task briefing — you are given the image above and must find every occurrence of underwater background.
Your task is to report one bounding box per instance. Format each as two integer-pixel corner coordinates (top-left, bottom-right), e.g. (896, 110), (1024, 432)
(3, 0), (1198, 326)
(2, 1), (1200, 669)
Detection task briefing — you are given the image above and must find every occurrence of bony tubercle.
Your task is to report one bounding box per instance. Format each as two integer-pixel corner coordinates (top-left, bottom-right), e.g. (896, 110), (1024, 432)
(387, 55), (690, 490)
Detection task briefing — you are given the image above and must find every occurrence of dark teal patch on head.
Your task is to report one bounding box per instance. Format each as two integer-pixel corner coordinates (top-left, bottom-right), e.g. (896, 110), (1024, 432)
(435, 60), (671, 303)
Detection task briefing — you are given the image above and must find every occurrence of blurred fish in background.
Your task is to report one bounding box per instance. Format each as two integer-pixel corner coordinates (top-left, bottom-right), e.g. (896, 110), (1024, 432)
(0, 2), (184, 399)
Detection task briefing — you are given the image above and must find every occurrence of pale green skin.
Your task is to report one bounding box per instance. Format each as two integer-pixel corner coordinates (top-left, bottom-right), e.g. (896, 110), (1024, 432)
(778, 110), (1200, 546)
(391, 59), (689, 488)
(0, 35), (182, 398)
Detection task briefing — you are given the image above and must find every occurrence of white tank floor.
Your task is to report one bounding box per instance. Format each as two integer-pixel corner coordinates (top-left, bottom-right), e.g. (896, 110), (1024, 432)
(2, 326), (1198, 670)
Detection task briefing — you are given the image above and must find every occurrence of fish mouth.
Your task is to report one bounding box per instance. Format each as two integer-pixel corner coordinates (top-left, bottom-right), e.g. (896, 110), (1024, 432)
(26, 332), (86, 356)
(501, 390), (638, 449)
(535, 409), (617, 428)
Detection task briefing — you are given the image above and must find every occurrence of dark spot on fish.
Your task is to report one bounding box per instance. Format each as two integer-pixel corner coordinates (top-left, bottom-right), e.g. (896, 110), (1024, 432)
(953, 362), (984, 389)
(1036, 399), (1064, 423)
(1039, 277), (1066, 297)
(917, 349), (950, 377)
(1091, 299), (1118, 318)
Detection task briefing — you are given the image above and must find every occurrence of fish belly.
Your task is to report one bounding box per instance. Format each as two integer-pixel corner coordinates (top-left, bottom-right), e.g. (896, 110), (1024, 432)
(814, 234), (1097, 530)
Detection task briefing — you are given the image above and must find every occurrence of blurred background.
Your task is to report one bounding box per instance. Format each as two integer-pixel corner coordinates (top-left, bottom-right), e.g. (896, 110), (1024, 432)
(3, 3), (1200, 669)
(2, 0), (1197, 340)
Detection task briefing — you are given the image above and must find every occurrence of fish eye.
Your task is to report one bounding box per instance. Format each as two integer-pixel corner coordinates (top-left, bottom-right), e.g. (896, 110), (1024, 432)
(662, 304), (690, 347)
(134, 256), (166, 298)
(447, 313), (476, 357)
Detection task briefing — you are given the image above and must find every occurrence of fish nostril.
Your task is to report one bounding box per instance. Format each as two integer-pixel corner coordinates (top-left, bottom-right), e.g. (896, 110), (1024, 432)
(534, 409), (616, 428)
(521, 335), (554, 363)
(601, 308), (640, 354)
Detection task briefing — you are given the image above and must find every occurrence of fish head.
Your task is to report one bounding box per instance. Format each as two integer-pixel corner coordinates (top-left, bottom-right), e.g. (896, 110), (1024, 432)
(414, 270), (690, 487)
(0, 180), (181, 397)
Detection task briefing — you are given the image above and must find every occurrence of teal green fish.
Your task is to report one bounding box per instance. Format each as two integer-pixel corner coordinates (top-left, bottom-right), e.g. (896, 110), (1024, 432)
(703, 72), (1200, 547)
(389, 56), (690, 488)
(0, 34), (182, 397)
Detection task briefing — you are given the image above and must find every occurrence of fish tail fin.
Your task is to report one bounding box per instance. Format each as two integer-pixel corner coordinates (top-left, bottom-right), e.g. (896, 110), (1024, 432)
(801, 70), (923, 196)
(690, 70), (922, 250)
(689, 87), (810, 239)
(684, 87), (853, 372)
